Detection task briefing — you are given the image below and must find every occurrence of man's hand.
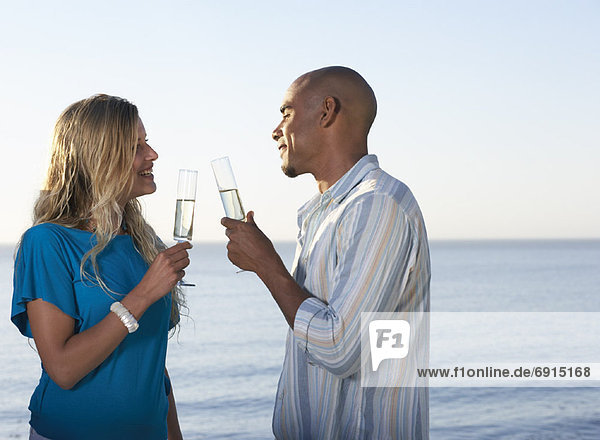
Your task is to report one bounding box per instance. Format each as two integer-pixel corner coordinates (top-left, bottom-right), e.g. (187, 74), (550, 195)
(221, 211), (283, 276)
(221, 210), (311, 328)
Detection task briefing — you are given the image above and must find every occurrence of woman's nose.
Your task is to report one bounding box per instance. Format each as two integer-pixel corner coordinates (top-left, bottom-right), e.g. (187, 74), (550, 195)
(147, 145), (158, 160)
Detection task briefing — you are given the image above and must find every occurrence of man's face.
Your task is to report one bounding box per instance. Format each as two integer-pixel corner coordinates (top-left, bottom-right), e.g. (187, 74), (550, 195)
(272, 82), (320, 178)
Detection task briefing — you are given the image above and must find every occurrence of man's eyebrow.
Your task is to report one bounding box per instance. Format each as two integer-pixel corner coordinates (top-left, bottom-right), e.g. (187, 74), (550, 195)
(280, 105), (291, 114)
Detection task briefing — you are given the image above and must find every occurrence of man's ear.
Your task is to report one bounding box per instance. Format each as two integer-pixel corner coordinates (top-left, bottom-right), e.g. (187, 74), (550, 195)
(319, 96), (339, 128)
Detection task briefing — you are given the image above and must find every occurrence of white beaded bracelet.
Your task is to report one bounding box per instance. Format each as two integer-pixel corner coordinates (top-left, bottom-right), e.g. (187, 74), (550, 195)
(110, 301), (139, 333)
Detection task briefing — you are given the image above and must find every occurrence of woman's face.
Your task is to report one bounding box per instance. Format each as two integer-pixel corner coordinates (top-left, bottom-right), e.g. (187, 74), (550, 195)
(126, 117), (158, 202)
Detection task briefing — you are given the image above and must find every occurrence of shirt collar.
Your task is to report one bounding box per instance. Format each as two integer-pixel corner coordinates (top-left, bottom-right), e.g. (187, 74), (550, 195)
(326, 154), (379, 203)
(297, 154), (379, 222)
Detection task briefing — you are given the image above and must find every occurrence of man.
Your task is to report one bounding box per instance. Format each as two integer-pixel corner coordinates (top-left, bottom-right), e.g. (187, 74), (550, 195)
(221, 66), (430, 439)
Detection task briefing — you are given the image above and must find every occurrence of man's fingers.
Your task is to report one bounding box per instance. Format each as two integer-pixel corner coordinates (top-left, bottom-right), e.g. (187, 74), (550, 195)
(221, 217), (243, 228)
(246, 211), (256, 226)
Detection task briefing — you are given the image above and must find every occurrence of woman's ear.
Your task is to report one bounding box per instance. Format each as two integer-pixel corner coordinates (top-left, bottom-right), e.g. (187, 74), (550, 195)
(319, 96), (339, 128)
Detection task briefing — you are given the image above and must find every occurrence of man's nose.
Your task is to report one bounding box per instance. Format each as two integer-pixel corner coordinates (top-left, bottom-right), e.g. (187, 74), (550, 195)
(272, 126), (282, 141)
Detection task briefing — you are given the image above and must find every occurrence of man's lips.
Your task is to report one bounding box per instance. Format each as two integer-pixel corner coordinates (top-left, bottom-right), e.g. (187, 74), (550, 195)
(278, 144), (287, 157)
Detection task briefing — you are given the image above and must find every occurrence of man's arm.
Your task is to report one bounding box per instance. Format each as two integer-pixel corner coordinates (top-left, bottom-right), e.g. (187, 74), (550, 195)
(291, 196), (418, 377)
(222, 197), (422, 377)
(221, 211), (310, 328)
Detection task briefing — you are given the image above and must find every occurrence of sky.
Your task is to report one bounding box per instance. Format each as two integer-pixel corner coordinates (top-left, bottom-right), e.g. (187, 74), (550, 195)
(0, 0), (598, 244)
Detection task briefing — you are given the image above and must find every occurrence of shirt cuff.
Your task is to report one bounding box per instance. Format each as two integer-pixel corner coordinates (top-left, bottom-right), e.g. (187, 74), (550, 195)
(293, 297), (327, 352)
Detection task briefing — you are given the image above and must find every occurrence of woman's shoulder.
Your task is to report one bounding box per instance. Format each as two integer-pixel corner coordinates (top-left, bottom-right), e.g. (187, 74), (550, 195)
(21, 223), (91, 251)
(25, 222), (81, 238)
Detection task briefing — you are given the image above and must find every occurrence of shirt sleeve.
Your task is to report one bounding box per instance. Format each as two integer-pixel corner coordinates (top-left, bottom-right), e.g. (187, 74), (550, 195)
(293, 194), (420, 377)
(11, 226), (80, 337)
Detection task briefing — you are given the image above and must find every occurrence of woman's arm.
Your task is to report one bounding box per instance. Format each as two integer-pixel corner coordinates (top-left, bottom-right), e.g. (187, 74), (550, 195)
(27, 241), (191, 390)
(165, 368), (183, 440)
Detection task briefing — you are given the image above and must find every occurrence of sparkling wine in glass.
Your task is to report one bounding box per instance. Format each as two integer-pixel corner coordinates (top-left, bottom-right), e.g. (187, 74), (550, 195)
(210, 156), (245, 220)
(173, 169), (198, 286)
(211, 156), (246, 272)
(219, 188), (245, 221)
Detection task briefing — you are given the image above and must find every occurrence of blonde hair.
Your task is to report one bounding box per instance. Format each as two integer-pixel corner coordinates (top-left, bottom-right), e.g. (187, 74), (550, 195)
(30, 94), (184, 328)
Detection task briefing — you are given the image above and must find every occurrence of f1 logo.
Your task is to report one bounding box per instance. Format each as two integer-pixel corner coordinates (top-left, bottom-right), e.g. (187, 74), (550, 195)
(369, 320), (411, 371)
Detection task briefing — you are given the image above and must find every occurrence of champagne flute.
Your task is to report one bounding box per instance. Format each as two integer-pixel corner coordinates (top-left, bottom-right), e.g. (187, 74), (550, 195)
(173, 169), (198, 286)
(210, 156), (245, 220)
(210, 156), (245, 272)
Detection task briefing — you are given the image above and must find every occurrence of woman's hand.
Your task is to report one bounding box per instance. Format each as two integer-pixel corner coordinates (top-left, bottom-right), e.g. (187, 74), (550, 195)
(131, 241), (192, 306)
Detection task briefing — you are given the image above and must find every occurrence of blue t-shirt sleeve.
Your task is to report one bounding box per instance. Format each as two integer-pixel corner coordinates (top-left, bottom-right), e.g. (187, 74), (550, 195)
(11, 225), (81, 337)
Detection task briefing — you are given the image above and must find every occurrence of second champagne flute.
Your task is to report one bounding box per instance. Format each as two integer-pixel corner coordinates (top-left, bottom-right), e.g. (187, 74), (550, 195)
(210, 156), (245, 220)
(211, 156), (246, 273)
(173, 168), (198, 286)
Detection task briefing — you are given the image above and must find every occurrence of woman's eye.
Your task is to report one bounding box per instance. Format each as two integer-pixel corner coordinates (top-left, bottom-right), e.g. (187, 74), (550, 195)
(135, 139), (148, 150)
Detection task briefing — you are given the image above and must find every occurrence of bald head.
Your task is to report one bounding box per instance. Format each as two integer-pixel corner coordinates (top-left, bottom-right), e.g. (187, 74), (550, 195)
(290, 66), (377, 136)
(273, 67), (377, 187)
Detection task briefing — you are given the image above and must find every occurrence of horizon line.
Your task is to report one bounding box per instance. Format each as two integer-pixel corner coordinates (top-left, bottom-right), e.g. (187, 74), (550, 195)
(1, 237), (600, 247)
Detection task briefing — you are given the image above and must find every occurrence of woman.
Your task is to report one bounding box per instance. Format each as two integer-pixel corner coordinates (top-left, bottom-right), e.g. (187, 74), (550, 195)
(11, 94), (190, 440)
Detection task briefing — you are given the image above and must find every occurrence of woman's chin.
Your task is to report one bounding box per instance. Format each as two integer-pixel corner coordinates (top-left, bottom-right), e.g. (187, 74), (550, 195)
(126, 185), (157, 201)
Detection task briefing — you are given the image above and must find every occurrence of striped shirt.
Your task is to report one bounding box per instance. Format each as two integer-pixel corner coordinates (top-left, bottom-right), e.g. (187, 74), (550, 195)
(273, 154), (430, 439)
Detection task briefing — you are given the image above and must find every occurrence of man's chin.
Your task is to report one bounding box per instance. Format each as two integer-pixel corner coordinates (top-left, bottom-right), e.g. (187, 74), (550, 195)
(281, 165), (299, 178)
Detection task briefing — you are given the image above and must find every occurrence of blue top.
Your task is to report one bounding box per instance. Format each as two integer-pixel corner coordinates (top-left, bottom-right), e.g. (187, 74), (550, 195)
(11, 223), (174, 440)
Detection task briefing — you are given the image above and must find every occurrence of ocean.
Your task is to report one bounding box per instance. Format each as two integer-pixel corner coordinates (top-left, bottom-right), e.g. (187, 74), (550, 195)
(1, 240), (599, 439)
